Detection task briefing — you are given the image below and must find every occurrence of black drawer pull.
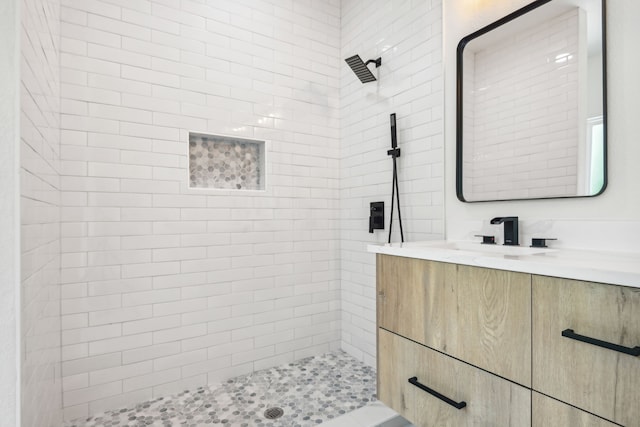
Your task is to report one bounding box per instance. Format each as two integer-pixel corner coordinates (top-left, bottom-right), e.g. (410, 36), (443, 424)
(561, 329), (640, 356)
(408, 377), (467, 409)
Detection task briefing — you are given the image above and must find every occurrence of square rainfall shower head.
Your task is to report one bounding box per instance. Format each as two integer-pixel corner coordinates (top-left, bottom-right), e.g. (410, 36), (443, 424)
(345, 54), (381, 83)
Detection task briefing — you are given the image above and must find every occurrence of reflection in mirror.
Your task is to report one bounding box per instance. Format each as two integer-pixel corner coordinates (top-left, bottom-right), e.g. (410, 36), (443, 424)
(456, 0), (606, 202)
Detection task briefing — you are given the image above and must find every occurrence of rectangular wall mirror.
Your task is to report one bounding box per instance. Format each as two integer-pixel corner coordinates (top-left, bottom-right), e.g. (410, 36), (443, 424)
(456, 0), (606, 202)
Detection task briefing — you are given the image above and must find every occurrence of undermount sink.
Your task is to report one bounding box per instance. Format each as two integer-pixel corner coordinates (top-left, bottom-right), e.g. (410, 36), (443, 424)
(406, 241), (557, 256)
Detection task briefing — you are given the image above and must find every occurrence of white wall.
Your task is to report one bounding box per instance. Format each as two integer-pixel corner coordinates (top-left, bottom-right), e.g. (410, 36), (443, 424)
(0, 0), (20, 425)
(444, 0), (640, 250)
(340, 0), (445, 366)
(20, 0), (63, 425)
(58, 0), (341, 419)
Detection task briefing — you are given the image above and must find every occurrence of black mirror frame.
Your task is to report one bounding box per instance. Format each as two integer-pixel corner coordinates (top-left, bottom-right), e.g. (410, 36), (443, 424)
(456, 0), (608, 203)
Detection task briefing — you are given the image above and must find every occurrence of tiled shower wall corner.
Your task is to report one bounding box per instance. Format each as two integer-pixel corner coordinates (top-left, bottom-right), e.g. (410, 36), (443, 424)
(21, 0), (63, 425)
(59, 0), (340, 420)
(339, 0), (445, 366)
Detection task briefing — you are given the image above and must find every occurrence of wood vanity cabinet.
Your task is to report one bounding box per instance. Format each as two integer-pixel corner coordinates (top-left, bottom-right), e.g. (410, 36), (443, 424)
(532, 393), (617, 427)
(376, 254), (531, 386)
(532, 276), (640, 427)
(376, 254), (640, 427)
(378, 328), (530, 426)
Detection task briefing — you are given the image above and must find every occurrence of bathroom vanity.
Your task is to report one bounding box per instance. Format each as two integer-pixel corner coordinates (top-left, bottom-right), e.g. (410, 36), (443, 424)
(369, 242), (640, 427)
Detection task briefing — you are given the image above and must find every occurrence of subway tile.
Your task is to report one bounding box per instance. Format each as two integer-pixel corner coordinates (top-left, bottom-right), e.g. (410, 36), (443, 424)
(152, 247), (206, 262)
(181, 331), (233, 353)
(88, 43), (151, 68)
(152, 323), (207, 344)
(88, 192), (152, 207)
(61, 22), (121, 48)
(87, 132), (153, 153)
(121, 65), (181, 88)
(87, 221), (153, 237)
(152, 349), (206, 372)
(152, 272), (206, 289)
(62, 372), (89, 392)
(64, 381), (123, 407)
(61, 53), (121, 77)
(122, 368), (181, 392)
(88, 14), (151, 40)
(62, 313), (89, 330)
(88, 74), (152, 97)
(122, 314), (181, 335)
(122, 36), (180, 61)
(153, 298), (206, 317)
(121, 261), (180, 278)
(181, 306), (231, 326)
(122, 288), (180, 307)
(121, 235), (180, 250)
(88, 102), (153, 124)
(62, 352), (122, 376)
(89, 361), (153, 386)
(87, 250), (151, 266)
(62, 324), (122, 346)
(120, 122), (180, 141)
(121, 207), (180, 221)
(89, 305), (153, 326)
(88, 277), (152, 296)
(122, 342), (180, 365)
(121, 8), (180, 35)
(89, 333), (152, 356)
(88, 162), (152, 180)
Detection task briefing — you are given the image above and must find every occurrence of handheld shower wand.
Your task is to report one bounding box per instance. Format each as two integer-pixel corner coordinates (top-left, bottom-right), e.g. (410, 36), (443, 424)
(387, 113), (404, 244)
(390, 113), (397, 148)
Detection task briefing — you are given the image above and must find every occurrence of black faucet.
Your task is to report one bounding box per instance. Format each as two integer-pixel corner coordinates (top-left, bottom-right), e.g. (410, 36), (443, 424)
(490, 217), (519, 246)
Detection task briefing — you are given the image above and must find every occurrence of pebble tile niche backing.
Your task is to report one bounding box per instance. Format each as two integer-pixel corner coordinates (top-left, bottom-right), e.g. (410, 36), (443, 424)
(189, 133), (265, 190)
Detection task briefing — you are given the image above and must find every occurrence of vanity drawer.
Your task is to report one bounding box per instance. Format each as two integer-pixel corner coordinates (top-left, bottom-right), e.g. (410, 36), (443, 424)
(376, 254), (531, 386)
(532, 276), (640, 426)
(532, 392), (617, 427)
(378, 328), (531, 427)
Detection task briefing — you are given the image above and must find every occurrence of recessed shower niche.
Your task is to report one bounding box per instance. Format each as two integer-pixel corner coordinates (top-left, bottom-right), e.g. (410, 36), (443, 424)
(188, 132), (265, 191)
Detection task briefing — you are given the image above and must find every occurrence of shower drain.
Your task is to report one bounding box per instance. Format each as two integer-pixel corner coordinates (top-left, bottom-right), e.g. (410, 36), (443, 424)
(264, 407), (284, 420)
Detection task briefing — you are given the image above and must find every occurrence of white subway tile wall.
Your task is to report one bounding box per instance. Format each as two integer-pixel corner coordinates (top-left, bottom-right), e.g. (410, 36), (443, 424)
(464, 8), (580, 201)
(59, 0), (341, 419)
(21, 0), (63, 425)
(339, 0), (445, 367)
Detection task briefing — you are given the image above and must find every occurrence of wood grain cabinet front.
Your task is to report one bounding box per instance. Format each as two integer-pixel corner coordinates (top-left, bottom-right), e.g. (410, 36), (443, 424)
(376, 254), (531, 386)
(532, 392), (618, 427)
(378, 328), (531, 427)
(532, 275), (640, 426)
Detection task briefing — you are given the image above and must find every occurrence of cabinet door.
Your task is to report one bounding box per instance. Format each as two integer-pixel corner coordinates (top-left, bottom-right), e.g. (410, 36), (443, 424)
(533, 276), (640, 426)
(376, 255), (531, 386)
(376, 254), (453, 348)
(532, 392), (617, 427)
(378, 328), (530, 427)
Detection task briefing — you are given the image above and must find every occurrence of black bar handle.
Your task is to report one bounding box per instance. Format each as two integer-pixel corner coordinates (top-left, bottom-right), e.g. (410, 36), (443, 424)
(561, 329), (640, 357)
(408, 377), (467, 409)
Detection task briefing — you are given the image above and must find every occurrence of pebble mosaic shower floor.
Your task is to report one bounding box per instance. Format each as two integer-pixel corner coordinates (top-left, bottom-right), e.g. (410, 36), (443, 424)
(65, 351), (377, 427)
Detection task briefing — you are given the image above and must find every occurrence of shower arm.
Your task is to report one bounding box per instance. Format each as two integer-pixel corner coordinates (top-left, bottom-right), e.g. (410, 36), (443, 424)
(365, 58), (382, 68)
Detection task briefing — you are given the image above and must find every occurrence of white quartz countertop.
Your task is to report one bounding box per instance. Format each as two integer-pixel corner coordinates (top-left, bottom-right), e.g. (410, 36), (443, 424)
(368, 240), (640, 289)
